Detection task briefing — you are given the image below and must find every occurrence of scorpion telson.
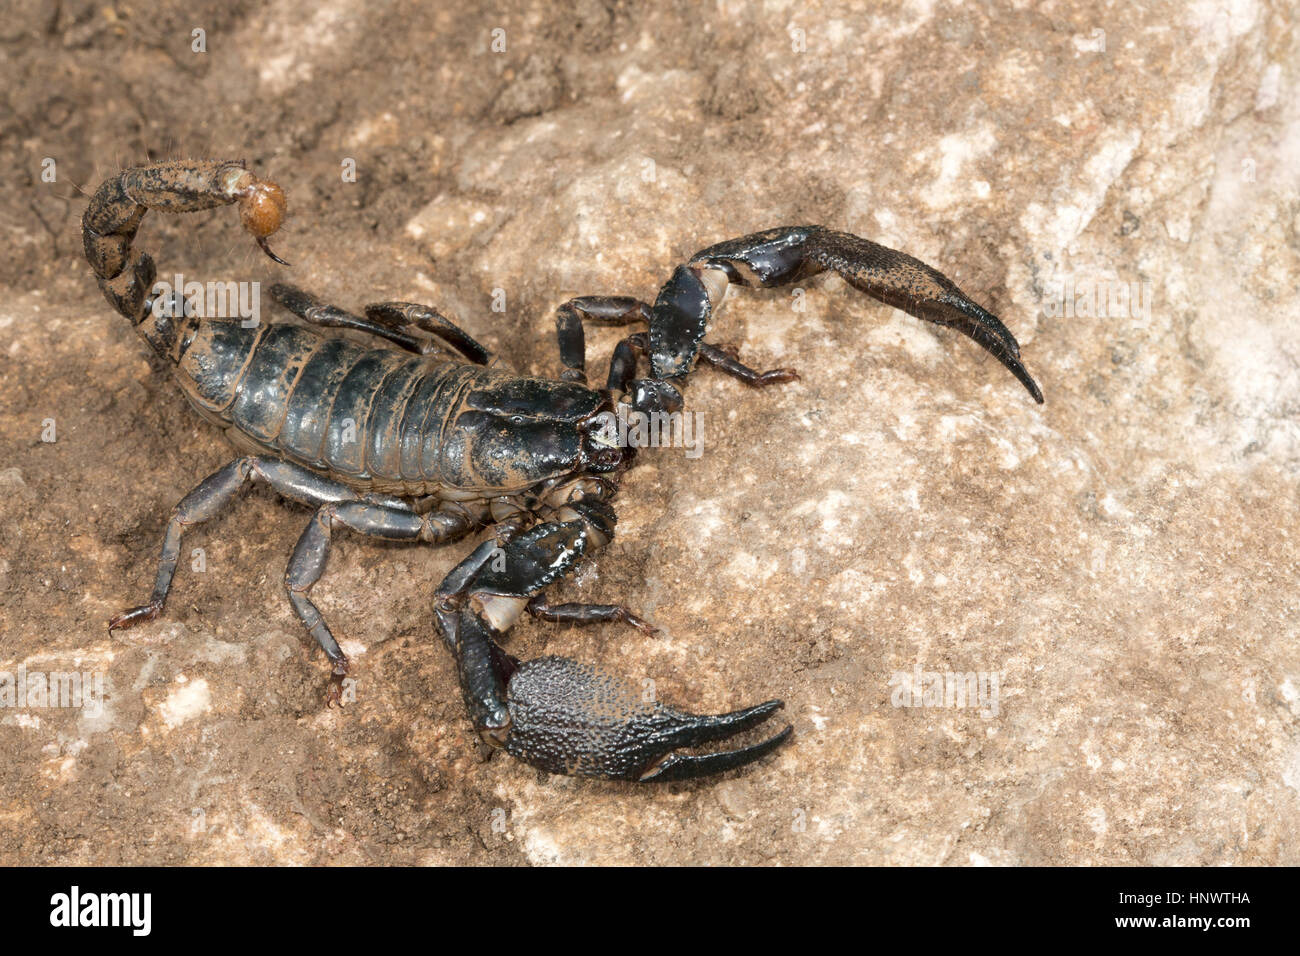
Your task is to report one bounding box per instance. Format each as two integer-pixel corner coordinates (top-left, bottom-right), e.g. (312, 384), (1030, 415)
(84, 158), (1042, 783)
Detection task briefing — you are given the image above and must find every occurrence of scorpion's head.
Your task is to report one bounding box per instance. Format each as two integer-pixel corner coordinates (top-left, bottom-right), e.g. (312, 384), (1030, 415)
(442, 376), (627, 493)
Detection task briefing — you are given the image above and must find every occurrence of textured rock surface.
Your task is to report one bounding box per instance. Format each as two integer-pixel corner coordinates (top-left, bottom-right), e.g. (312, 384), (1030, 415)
(0, 0), (1297, 864)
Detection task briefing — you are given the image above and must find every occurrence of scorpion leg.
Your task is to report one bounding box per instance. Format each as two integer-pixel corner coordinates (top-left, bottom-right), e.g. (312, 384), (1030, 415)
(525, 597), (657, 636)
(606, 336), (641, 396)
(271, 283), (420, 351)
(638, 225), (1043, 405)
(107, 456), (357, 632)
(364, 301), (494, 366)
(111, 457), (476, 694)
(270, 284), (427, 355)
(696, 342), (800, 387)
(435, 509), (790, 781)
(270, 284), (493, 364)
(554, 297), (652, 385)
(556, 297), (792, 397)
(287, 500), (477, 704)
(608, 330), (797, 394)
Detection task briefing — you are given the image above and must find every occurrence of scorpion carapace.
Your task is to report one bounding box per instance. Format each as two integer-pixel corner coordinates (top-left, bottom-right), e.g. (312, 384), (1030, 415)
(83, 158), (1042, 783)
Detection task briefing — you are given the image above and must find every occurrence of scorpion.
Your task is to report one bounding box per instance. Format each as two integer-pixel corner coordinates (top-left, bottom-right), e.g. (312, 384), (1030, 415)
(83, 158), (1042, 783)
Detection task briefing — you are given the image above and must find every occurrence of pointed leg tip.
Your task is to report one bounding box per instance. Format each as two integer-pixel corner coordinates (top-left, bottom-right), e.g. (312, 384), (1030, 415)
(324, 661), (350, 708)
(759, 368), (800, 386)
(622, 610), (659, 636)
(108, 603), (160, 631)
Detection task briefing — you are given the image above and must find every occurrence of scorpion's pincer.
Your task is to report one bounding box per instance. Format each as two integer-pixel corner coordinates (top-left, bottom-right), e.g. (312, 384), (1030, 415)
(502, 656), (792, 782)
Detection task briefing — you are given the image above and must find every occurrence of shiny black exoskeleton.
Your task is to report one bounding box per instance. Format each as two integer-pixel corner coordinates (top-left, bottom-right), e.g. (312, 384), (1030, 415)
(84, 160), (1041, 783)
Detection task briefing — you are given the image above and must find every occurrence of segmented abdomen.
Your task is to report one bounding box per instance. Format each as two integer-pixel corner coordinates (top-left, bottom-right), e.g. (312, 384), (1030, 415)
(175, 319), (478, 492)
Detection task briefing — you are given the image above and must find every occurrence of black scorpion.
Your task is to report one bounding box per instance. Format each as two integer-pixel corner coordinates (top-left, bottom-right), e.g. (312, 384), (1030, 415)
(82, 159), (1042, 782)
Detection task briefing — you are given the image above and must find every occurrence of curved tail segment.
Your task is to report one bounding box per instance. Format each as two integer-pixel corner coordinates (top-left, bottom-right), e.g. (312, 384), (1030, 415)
(635, 225), (1043, 411)
(82, 159), (287, 328)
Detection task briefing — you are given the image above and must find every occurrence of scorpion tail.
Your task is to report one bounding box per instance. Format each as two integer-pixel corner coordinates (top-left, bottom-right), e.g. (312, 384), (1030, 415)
(82, 159), (287, 326)
(629, 225), (1043, 413)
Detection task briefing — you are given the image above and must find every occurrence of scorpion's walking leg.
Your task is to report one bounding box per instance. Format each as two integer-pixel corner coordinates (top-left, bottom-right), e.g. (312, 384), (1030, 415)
(605, 330), (798, 397)
(364, 301), (493, 365)
(434, 506), (791, 782)
(554, 302), (795, 403)
(525, 597), (656, 635)
(108, 457), (346, 631)
(553, 297), (651, 385)
(270, 284), (426, 354)
(109, 456), (474, 640)
(637, 225), (1044, 406)
(269, 284), (493, 364)
(696, 342), (800, 387)
(286, 500), (477, 702)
